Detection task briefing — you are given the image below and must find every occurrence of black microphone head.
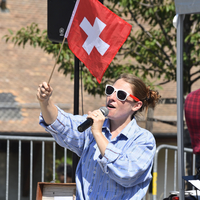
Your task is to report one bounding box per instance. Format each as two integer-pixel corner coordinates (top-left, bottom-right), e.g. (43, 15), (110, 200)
(100, 106), (109, 117)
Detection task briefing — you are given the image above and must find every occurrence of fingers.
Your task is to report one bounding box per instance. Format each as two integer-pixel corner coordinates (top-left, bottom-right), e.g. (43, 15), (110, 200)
(37, 82), (53, 102)
(88, 110), (104, 120)
(88, 110), (105, 134)
(87, 110), (105, 127)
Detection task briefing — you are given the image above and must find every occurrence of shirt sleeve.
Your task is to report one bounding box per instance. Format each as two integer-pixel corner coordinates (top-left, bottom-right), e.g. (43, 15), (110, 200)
(97, 130), (156, 188)
(39, 107), (91, 157)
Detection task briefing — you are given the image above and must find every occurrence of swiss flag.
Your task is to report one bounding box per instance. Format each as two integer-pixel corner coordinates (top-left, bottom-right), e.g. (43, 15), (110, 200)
(65, 0), (132, 83)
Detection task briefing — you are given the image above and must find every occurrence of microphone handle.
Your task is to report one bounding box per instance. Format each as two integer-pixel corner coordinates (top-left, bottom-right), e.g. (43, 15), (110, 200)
(77, 118), (93, 132)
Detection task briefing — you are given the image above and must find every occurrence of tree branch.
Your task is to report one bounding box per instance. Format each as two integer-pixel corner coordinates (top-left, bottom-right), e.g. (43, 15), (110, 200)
(190, 75), (200, 85)
(193, 60), (200, 66)
(132, 37), (175, 69)
(157, 80), (171, 85)
(149, 0), (175, 55)
(128, 8), (174, 68)
(191, 69), (200, 77)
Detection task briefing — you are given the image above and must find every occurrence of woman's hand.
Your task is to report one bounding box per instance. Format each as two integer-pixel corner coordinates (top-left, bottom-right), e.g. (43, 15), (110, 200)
(87, 109), (105, 134)
(37, 82), (53, 103)
(87, 109), (108, 156)
(37, 82), (57, 125)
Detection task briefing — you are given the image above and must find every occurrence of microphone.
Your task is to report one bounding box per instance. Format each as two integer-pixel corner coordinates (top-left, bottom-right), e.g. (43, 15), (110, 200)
(77, 107), (109, 132)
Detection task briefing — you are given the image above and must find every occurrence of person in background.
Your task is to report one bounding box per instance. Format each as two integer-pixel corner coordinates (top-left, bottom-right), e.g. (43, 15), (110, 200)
(37, 73), (161, 199)
(56, 163), (72, 183)
(185, 88), (200, 170)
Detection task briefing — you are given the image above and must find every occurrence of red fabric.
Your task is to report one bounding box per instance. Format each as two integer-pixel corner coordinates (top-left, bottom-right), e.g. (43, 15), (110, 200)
(65, 0), (132, 83)
(184, 89), (200, 154)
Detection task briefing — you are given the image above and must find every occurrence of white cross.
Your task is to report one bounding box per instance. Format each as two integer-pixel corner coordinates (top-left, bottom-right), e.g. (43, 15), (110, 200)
(79, 17), (110, 56)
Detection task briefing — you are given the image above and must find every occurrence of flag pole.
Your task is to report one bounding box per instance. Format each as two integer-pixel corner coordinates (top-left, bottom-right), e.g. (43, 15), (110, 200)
(47, 37), (66, 85)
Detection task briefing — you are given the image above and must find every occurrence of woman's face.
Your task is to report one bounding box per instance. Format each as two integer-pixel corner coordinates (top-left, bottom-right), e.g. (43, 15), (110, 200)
(106, 79), (139, 122)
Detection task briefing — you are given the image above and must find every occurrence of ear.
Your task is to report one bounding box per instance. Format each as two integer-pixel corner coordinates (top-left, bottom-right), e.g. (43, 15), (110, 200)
(132, 101), (143, 112)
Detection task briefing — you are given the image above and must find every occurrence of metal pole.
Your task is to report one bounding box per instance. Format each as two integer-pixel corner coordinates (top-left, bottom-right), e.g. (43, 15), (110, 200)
(18, 140), (21, 200)
(6, 140), (10, 200)
(53, 142), (56, 181)
(64, 148), (67, 183)
(164, 149), (168, 198)
(176, 14), (185, 200)
(72, 56), (80, 182)
(30, 141), (33, 200)
(41, 141), (45, 182)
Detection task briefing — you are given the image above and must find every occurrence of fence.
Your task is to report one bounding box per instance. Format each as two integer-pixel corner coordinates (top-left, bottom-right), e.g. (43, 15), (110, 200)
(0, 135), (71, 200)
(0, 135), (153, 200)
(1, 136), (195, 200)
(152, 144), (195, 200)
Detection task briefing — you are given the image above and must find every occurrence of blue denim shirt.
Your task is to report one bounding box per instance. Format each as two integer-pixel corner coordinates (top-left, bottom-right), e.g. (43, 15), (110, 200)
(39, 107), (156, 200)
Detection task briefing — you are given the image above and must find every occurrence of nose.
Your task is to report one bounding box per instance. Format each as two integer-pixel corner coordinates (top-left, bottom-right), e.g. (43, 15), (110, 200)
(108, 91), (117, 101)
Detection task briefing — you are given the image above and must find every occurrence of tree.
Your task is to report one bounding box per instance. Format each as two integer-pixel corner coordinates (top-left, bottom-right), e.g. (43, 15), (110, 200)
(106, 0), (200, 94)
(4, 0), (200, 95)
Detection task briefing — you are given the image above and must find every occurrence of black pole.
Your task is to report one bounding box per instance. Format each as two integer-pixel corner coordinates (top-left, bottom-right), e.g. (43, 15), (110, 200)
(72, 55), (80, 182)
(72, 0), (103, 183)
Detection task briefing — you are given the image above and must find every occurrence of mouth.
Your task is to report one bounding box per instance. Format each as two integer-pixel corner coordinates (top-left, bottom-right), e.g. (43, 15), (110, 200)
(107, 103), (115, 109)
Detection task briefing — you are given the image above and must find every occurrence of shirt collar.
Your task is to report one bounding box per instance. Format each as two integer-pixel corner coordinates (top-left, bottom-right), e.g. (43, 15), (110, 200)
(102, 118), (137, 139)
(120, 118), (137, 139)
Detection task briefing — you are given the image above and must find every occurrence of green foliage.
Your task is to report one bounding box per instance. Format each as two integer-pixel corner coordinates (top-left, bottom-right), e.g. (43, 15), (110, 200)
(3, 0), (200, 95)
(106, 0), (200, 94)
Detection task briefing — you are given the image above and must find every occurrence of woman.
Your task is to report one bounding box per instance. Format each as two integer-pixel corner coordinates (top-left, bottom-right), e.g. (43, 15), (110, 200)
(37, 73), (161, 199)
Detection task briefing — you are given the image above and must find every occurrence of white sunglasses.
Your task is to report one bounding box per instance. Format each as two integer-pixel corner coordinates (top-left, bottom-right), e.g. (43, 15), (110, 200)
(105, 85), (140, 101)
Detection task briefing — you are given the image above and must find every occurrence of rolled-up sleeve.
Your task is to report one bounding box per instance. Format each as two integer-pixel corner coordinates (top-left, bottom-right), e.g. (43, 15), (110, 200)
(97, 128), (156, 188)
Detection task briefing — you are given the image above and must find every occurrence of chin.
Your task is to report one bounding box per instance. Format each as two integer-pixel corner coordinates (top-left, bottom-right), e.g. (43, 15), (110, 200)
(107, 114), (115, 120)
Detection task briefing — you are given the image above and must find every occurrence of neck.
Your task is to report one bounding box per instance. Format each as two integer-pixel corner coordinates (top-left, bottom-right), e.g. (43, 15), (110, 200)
(110, 117), (132, 139)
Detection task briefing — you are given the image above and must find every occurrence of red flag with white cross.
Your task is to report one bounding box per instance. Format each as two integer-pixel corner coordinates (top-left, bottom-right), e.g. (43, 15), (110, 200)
(65, 0), (132, 83)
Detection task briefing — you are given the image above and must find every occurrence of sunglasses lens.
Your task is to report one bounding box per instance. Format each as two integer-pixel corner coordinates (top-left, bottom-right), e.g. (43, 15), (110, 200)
(117, 90), (127, 101)
(106, 85), (114, 95)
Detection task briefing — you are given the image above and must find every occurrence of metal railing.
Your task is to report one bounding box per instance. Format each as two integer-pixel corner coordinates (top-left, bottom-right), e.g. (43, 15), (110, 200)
(152, 144), (195, 200)
(0, 135), (152, 200)
(0, 135), (69, 200)
(2, 137), (191, 200)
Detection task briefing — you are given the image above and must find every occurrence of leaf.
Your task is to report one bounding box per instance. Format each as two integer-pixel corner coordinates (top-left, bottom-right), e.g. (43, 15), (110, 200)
(2, 1), (199, 95)
(8, 29), (13, 35)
